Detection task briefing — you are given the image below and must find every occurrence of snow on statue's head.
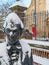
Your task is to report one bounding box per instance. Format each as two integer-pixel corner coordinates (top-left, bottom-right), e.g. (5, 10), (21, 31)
(3, 12), (24, 44)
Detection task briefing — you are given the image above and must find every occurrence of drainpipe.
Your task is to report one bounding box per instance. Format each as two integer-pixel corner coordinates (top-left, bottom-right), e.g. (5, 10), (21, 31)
(34, 0), (36, 39)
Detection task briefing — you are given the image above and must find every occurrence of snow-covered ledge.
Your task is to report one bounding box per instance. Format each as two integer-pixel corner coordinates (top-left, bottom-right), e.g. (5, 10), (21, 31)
(20, 38), (49, 46)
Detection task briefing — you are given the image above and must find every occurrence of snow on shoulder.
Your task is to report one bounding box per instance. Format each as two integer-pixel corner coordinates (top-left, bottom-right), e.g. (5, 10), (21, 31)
(3, 12), (24, 29)
(19, 38), (31, 57)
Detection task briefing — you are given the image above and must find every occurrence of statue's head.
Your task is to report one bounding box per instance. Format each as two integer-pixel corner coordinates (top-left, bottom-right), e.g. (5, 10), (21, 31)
(3, 13), (24, 44)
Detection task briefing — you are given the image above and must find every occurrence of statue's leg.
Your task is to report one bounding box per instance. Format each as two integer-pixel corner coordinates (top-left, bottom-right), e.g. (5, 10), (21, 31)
(10, 60), (14, 65)
(13, 61), (18, 65)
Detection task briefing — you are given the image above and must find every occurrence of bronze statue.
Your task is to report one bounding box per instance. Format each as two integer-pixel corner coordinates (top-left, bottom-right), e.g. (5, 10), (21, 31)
(0, 12), (33, 65)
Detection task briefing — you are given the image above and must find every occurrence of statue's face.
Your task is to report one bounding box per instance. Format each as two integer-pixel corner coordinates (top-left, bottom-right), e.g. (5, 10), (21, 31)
(5, 24), (21, 44)
(3, 13), (24, 44)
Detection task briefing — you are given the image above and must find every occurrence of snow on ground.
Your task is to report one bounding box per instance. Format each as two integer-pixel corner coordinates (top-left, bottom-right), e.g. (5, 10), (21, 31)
(33, 55), (49, 65)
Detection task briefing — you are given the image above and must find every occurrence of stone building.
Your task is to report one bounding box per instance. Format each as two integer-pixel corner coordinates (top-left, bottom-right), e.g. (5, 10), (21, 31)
(26, 0), (46, 15)
(25, 0), (46, 38)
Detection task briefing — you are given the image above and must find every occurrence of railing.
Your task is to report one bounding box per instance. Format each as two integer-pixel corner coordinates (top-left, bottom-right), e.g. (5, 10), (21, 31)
(28, 39), (49, 65)
(31, 47), (49, 59)
(22, 39), (49, 59)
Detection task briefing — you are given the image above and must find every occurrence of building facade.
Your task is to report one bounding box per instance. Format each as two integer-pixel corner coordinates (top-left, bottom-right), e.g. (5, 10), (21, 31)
(25, 0), (49, 38)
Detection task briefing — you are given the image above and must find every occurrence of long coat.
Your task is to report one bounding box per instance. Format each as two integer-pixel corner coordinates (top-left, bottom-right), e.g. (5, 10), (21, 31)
(0, 39), (33, 65)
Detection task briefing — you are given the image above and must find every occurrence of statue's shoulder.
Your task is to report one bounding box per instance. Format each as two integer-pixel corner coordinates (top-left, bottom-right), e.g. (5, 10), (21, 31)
(0, 41), (8, 57)
(0, 41), (7, 48)
(19, 38), (31, 45)
(19, 38), (28, 44)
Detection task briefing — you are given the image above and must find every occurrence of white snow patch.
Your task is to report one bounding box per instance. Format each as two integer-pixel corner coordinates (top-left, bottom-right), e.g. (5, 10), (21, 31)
(20, 38), (49, 46)
(33, 55), (49, 65)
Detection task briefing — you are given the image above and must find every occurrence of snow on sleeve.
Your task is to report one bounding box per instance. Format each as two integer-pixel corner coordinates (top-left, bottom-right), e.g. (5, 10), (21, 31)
(19, 39), (31, 57)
